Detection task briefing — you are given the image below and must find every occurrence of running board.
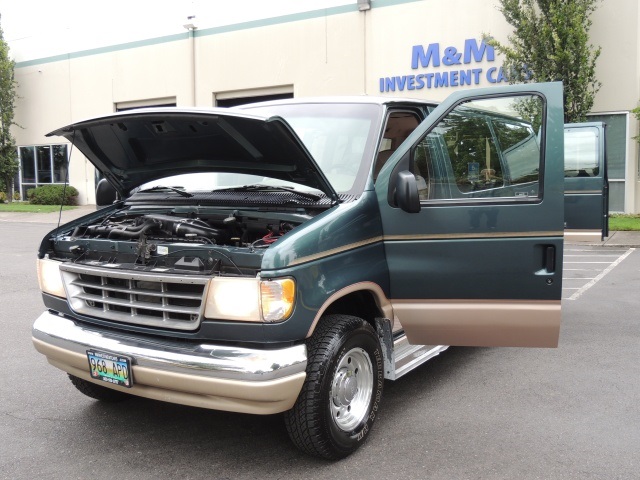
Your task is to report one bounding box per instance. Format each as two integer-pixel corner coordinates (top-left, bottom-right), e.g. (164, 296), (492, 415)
(390, 334), (448, 381)
(375, 318), (448, 381)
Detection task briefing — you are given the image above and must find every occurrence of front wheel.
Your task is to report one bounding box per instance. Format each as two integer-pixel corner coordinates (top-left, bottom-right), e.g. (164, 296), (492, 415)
(284, 315), (384, 459)
(68, 375), (131, 403)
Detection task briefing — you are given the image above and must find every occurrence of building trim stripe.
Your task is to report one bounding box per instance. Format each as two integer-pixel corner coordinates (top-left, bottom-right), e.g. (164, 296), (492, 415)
(15, 0), (426, 69)
(15, 32), (190, 68)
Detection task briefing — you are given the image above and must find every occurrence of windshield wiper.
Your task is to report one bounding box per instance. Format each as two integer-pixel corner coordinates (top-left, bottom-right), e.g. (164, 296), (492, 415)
(137, 186), (193, 198)
(214, 184), (322, 202)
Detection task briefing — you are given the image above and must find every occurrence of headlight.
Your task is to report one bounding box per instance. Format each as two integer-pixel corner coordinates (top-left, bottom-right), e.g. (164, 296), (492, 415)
(37, 258), (67, 298)
(204, 277), (295, 323)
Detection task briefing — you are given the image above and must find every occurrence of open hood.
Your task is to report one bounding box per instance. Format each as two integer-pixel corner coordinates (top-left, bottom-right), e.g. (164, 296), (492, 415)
(47, 108), (339, 201)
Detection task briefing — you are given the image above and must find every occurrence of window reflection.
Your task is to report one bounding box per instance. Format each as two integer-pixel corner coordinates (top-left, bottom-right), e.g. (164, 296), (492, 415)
(412, 94), (543, 201)
(37, 146), (52, 183)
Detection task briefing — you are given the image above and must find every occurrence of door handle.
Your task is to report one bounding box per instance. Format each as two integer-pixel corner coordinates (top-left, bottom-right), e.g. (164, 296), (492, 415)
(545, 246), (556, 273)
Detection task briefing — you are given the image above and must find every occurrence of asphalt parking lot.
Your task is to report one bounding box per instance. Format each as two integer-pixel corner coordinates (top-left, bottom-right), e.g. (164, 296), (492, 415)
(562, 246), (636, 300)
(1, 220), (639, 479)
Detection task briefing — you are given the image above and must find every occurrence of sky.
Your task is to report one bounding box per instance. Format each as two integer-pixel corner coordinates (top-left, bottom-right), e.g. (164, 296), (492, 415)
(0, 0), (353, 63)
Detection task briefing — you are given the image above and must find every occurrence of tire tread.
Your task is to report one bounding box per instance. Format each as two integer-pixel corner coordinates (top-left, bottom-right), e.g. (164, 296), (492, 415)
(284, 314), (376, 459)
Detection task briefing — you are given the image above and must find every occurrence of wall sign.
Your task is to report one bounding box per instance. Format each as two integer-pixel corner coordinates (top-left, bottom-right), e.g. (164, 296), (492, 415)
(379, 38), (508, 92)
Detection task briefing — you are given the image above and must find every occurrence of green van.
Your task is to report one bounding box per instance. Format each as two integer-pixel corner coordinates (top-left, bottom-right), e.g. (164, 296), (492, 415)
(32, 82), (605, 459)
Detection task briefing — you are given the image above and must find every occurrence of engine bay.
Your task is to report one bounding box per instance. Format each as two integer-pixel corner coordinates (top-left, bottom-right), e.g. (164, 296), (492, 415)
(45, 207), (312, 276)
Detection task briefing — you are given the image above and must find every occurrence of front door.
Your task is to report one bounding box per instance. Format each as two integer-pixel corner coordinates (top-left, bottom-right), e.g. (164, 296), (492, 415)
(375, 82), (565, 348)
(564, 122), (609, 241)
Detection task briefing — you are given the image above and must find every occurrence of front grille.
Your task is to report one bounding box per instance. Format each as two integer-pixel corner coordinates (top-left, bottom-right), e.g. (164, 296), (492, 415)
(59, 263), (208, 331)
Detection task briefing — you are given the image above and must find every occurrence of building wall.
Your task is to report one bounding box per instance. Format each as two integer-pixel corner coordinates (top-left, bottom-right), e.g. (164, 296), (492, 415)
(365, 1), (511, 100)
(9, 0), (640, 212)
(199, 12), (367, 101)
(588, 0), (640, 213)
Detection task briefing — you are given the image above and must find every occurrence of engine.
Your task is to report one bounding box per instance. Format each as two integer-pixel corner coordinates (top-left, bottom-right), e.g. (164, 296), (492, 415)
(45, 210), (308, 276)
(70, 212), (298, 248)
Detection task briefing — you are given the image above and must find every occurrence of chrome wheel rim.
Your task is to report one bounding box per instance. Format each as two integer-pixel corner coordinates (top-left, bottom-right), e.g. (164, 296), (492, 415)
(330, 347), (374, 431)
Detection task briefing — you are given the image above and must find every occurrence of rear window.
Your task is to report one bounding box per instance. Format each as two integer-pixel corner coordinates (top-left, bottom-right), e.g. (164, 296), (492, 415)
(564, 127), (600, 177)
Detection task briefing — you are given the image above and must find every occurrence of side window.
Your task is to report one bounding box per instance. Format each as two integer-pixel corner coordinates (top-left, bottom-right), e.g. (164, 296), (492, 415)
(374, 111), (421, 180)
(443, 112), (504, 193)
(564, 127), (599, 177)
(412, 95), (543, 201)
(493, 120), (540, 184)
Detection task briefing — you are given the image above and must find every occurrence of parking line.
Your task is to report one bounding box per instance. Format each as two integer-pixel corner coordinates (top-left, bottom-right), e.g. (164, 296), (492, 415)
(564, 254), (621, 257)
(564, 262), (614, 264)
(565, 248), (628, 251)
(564, 268), (603, 271)
(564, 250), (621, 253)
(566, 248), (635, 300)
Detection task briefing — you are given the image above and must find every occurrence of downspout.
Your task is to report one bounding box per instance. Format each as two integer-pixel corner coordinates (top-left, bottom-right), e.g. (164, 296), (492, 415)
(358, 0), (371, 95)
(184, 17), (197, 106)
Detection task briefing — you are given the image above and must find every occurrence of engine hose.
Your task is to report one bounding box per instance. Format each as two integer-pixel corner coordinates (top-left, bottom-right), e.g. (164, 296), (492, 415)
(120, 221), (154, 232)
(173, 222), (223, 239)
(108, 220), (159, 239)
(85, 225), (113, 237)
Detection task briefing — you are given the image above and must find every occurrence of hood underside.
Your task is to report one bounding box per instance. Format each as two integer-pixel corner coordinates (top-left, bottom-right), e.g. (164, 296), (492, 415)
(47, 108), (338, 200)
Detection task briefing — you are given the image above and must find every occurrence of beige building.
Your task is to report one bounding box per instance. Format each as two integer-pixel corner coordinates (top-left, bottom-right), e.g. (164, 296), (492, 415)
(10, 0), (640, 212)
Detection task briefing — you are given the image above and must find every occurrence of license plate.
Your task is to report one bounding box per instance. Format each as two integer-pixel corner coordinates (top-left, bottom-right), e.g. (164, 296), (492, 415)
(86, 350), (133, 388)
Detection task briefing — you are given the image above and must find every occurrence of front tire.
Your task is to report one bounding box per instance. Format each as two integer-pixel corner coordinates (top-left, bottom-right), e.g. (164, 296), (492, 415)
(68, 375), (131, 403)
(284, 315), (384, 459)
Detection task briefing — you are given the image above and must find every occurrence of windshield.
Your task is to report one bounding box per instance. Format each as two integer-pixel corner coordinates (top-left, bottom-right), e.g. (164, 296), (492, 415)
(138, 103), (383, 195)
(242, 103), (383, 194)
(138, 172), (321, 194)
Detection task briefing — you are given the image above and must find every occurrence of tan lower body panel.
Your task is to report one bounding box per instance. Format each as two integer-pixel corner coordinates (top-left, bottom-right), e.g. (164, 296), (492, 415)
(565, 230), (602, 243)
(391, 300), (561, 348)
(33, 338), (306, 415)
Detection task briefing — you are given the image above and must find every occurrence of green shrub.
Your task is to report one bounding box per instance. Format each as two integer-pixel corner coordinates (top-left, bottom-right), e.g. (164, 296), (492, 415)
(0, 191), (6, 203)
(28, 185), (79, 205)
(13, 191), (21, 201)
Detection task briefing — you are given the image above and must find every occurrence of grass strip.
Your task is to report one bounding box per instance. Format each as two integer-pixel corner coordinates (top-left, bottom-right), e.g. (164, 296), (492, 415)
(609, 214), (640, 231)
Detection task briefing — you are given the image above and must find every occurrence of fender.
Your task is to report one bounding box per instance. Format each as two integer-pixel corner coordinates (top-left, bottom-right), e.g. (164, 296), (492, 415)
(306, 281), (394, 338)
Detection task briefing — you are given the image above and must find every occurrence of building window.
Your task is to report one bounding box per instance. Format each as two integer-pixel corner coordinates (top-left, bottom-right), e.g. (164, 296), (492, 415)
(587, 113), (627, 212)
(115, 102), (176, 112)
(115, 97), (177, 112)
(216, 93), (293, 108)
(214, 86), (294, 108)
(18, 144), (69, 200)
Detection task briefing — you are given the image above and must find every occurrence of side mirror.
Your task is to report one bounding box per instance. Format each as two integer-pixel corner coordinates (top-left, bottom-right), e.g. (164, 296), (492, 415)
(395, 171), (421, 213)
(95, 178), (118, 208)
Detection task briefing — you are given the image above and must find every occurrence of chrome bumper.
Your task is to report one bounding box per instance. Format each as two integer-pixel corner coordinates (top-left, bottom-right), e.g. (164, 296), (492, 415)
(32, 312), (307, 414)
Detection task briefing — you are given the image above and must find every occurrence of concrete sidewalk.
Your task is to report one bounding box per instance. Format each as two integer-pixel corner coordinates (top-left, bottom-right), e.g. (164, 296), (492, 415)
(1, 205), (639, 247)
(587, 230), (640, 248)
